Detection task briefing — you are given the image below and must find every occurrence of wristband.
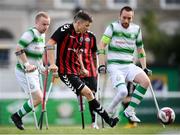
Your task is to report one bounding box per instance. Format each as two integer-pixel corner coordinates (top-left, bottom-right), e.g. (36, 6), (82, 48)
(97, 49), (106, 55)
(138, 53), (146, 58)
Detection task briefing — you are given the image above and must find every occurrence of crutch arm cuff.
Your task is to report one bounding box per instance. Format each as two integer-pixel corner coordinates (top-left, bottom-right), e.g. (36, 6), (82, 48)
(45, 45), (55, 50)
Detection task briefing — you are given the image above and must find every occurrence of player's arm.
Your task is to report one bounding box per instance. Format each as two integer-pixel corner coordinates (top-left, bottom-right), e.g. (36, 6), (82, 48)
(15, 46), (28, 65)
(98, 24), (112, 73)
(78, 52), (89, 76)
(91, 33), (98, 66)
(97, 39), (108, 74)
(137, 47), (152, 76)
(137, 47), (146, 69)
(15, 31), (36, 72)
(46, 25), (69, 72)
(98, 39), (107, 65)
(46, 39), (58, 72)
(136, 27), (152, 76)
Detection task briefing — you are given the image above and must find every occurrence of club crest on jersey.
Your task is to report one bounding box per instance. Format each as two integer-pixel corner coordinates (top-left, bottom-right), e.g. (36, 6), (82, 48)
(85, 37), (90, 42)
(30, 83), (35, 89)
(79, 37), (83, 42)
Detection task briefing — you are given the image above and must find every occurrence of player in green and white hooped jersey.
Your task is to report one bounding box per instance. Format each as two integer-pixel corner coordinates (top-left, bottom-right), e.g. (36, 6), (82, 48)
(98, 6), (152, 123)
(11, 12), (50, 130)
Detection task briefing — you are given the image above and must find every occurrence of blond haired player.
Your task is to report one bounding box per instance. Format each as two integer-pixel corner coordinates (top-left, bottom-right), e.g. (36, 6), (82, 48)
(11, 12), (50, 130)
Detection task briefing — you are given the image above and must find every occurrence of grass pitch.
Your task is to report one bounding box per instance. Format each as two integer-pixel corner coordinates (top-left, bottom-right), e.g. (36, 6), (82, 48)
(0, 124), (180, 134)
(0, 124), (180, 135)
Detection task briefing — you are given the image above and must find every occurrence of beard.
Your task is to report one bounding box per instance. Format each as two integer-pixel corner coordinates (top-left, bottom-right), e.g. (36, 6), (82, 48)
(121, 22), (129, 29)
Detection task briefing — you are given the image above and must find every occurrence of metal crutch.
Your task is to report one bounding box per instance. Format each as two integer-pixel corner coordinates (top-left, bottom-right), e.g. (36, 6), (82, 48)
(149, 83), (165, 128)
(38, 47), (49, 130)
(94, 53), (104, 128)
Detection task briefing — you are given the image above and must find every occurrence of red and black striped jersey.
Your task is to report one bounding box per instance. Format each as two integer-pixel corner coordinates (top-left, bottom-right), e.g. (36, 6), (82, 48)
(80, 31), (97, 78)
(51, 23), (83, 75)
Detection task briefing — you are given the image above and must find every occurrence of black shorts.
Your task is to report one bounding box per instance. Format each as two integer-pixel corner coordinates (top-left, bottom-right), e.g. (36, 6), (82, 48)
(81, 77), (97, 92)
(59, 74), (85, 95)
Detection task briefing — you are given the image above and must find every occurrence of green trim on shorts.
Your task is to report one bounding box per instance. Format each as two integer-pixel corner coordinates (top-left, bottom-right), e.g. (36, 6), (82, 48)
(115, 83), (125, 88)
(107, 59), (133, 64)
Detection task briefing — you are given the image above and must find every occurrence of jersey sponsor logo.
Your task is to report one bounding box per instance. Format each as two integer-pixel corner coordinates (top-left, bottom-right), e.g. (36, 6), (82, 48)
(68, 48), (78, 53)
(115, 40), (134, 45)
(85, 37), (90, 42)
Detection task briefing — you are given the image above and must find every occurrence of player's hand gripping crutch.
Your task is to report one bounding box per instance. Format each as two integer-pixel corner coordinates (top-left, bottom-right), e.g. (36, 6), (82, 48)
(38, 46), (49, 130)
(77, 95), (85, 129)
(144, 68), (166, 128)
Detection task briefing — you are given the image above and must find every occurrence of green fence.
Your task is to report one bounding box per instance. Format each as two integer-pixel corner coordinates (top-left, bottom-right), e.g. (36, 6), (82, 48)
(0, 99), (91, 125)
(0, 98), (179, 125)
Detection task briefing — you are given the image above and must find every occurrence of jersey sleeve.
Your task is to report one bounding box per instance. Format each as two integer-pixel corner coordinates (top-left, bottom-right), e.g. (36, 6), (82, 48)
(92, 34), (97, 53)
(51, 24), (70, 44)
(101, 24), (113, 45)
(18, 30), (34, 48)
(136, 28), (144, 48)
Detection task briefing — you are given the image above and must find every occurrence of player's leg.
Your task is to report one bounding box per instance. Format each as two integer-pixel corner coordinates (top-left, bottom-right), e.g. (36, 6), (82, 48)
(124, 65), (150, 122)
(106, 66), (128, 115)
(89, 91), (97, 128)
(59, 74), (119, 128)
(83, 77), (98, 128)
(11, 69), (43, 130)
(123, 82), (137, 128)
(106, 83), (128, 115)
(81, 85), (119, 127)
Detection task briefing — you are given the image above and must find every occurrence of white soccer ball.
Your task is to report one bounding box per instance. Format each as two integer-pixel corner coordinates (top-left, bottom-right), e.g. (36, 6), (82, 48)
(158, 107), (175, 125)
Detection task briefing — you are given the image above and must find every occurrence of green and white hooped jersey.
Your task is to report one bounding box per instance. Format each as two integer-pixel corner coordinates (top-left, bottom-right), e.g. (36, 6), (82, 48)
(102, 21), (143, 65)
(16, 27), (45, 70)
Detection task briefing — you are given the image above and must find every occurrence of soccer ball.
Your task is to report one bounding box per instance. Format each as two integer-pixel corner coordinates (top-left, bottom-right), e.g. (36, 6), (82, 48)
(158, 107), (175, 125)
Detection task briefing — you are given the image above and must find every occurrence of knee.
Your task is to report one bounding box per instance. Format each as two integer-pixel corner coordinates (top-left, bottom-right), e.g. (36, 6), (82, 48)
(116, 84), (128, 98)
(32, 91), (43, 106)
(81, 86), (94, 101)
(140, 77), (151, 89)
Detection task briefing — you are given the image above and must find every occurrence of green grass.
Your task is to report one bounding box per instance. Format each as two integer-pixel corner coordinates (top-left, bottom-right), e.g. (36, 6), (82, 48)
(0, 124), (180, 134)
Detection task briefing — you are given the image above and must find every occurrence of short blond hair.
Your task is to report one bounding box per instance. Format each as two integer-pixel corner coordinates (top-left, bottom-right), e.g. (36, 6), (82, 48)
(35, 11), (49, 21)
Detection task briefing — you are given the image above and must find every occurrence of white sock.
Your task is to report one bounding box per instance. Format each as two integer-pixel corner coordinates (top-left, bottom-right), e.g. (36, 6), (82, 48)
(107, 84), (128, 113)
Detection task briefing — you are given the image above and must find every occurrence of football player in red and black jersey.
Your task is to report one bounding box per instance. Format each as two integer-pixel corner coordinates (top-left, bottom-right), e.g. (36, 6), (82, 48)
(46, 10), (119, 128)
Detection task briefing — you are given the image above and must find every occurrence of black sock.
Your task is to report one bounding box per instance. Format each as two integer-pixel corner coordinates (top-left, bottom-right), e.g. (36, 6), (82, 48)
(88, 98), (110, 124)
(89, 102), (95, 123)
(89, 93), (95, 123)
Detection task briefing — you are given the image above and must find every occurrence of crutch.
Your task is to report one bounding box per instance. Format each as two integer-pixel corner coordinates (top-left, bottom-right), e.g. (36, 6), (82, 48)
(39, 71), (56, 129)
(25, 72), (39, 129)
(17, 60), (39, 129)
(46, 72), (57, 102)
(38, 47), (49, 130)
(78, 95), (85, 129)
(95, 53), (104, 128)
(149, 82), (165, 128)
